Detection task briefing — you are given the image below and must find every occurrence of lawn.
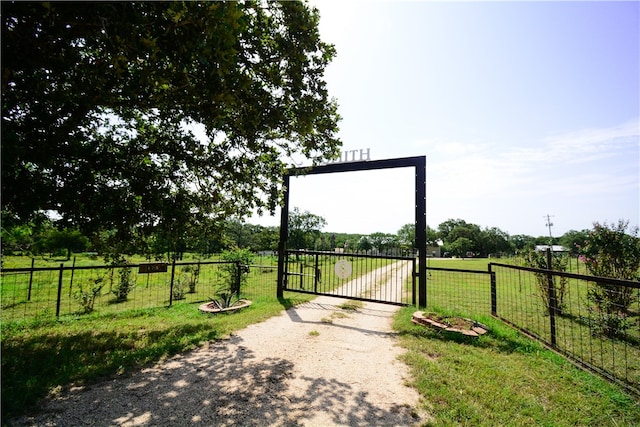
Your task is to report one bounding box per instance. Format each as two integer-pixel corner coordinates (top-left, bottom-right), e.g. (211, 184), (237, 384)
(394, 307), (640, 426)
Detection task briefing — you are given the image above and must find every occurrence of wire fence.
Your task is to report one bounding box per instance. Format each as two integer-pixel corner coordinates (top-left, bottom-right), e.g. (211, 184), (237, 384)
(489, 262), (640, 396)
(425, 266), (493, 318)
(0, 257), (280, 323)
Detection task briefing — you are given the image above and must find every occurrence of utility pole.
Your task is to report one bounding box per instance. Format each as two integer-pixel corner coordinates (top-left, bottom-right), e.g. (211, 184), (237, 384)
(544, 214), (554, 246)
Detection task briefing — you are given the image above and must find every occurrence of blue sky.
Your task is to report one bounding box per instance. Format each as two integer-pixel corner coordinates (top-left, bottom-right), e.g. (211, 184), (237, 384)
(252, 1), (639, 238)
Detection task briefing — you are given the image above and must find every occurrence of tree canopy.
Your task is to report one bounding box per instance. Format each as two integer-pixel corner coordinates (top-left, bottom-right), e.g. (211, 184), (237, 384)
(288, 207), (326, 249)
(1, 1), (341, 246)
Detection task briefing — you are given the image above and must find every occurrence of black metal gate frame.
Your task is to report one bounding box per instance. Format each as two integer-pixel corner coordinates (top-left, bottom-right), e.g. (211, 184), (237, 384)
(282, 249), (417, 306)
(276, 156), (427, 307)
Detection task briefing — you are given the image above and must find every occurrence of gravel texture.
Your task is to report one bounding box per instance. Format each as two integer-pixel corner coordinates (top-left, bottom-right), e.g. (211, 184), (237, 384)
(8, 262), (428, 426)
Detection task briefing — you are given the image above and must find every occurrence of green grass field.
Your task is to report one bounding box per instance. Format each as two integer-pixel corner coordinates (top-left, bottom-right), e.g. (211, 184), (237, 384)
(394, 308), (640, 426)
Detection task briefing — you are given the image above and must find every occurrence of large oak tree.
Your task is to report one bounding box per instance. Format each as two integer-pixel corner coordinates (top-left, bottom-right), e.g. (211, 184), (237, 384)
(2, 1), (341, 247)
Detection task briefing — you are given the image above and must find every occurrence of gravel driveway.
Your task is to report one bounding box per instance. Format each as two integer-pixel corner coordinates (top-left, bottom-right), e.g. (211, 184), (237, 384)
(8, 262), (428, 427)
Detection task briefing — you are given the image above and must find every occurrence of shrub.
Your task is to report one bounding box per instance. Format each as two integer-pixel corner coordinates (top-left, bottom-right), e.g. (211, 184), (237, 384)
(104, 253), (136, 302)
(112, 266), (135, 301)
(73, 275), (105, 314)
(522, 249), (568, 315)
(182, 263), (200, 293)
(578, 220), (640, 337)
(210, 249), (253, 309)
(172, 273), (187, 300)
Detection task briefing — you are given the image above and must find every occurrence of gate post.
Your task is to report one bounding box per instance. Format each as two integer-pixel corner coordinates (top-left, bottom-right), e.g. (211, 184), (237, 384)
(415, 157), (427, 308)
(277, 174), (290, 299)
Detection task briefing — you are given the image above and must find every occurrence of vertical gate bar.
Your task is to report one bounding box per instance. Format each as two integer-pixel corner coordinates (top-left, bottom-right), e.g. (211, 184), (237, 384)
(277, 174), (290, 299)
(314, 254), (319, 293)
(284, 252), (290, 290)
(56, 263), (64, 317)
(412, 257), (416, 306)
(27, 257), (35, 301)
(298, 254), (304, 290)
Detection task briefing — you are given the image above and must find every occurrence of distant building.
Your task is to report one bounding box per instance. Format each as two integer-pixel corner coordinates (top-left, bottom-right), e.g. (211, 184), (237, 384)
(535, 245), (568, 253)
(427, 245), (441, 258)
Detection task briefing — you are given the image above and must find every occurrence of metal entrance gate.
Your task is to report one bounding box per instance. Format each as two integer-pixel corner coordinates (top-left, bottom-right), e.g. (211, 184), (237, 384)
(282, 250), (416, 306)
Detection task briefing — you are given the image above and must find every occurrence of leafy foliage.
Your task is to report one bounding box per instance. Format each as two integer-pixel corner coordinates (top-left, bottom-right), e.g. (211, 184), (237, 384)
(437, 218), (512, 257)
(104, 253), (135, 301)
(287, 207), (327, 250)
(73, 274), (105, 314)
(522, 249), (568, 315)
(2, 2), (341, 246)
(578, 221), (640, 282)
(212, 248), (254, 309)
(38, 228), (89, 260)
(578, 220), (640, 337)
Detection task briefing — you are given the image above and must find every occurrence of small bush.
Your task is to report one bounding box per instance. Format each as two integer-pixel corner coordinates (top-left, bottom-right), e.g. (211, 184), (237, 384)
(522, 249), (568, 315)
(211, 249), (253, 309)
(112, 266), (135, 301)
(73, 275), (105, 314)
(578, 220), (640, 338)
(172, 273), (187, 300)
(182, 263), (200, 293)
(103, 253), (136, 302)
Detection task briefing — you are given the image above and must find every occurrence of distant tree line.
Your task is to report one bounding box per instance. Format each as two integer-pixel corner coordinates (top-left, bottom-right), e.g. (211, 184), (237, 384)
(3, 208), (619, 262)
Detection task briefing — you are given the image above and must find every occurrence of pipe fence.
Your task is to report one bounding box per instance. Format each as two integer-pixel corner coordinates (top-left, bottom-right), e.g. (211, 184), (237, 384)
(489, 262), (639, 396)
(1, 258), (279, 323)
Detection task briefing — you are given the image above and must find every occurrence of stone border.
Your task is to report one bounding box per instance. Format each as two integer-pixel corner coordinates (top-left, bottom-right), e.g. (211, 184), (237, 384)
(411, 311), (488, 337)
(198, 299), (252, 314)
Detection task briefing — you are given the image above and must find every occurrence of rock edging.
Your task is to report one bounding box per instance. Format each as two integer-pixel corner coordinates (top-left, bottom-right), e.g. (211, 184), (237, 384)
(411, 311), (488, 337)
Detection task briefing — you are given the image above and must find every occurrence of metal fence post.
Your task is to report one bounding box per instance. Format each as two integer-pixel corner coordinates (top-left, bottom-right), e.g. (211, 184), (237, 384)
(546, 248), (558, 346)
(235, 261), (242, 298)
(56, 263), (64, 317)
(27, 257), (35, 301)
(169, 259), (176, 306)
(489, 263), (497, 316)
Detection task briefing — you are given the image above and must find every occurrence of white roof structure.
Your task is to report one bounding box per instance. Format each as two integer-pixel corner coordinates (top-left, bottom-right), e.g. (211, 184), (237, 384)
(535, 245), (568, 252)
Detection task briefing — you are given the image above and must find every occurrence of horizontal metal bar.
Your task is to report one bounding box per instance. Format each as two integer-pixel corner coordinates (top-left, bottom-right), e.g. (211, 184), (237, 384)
(284, 288), (408, 307)
(426, 266), (492, 275)
(287, 156), (425, 176)
(286, 249), (415, 261)
(0, 260), (234, 273)
(285, 272), (317, 278)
